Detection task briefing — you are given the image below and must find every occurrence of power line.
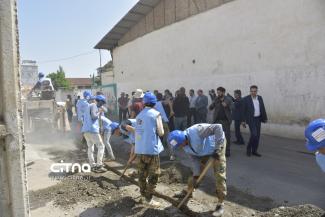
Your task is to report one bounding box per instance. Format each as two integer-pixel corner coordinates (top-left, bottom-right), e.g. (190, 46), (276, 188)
(38, 50), (97, 64)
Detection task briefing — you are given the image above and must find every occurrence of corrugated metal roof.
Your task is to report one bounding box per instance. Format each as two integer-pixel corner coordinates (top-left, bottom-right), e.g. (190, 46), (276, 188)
(95, 0), (161, 50)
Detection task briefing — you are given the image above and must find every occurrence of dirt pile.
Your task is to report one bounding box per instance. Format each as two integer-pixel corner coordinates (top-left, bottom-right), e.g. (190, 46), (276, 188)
(29, 172), (188, 217)
(29, 175), (117, 210)
(160, 162), (192, 184)
(260, 204), (325, 217)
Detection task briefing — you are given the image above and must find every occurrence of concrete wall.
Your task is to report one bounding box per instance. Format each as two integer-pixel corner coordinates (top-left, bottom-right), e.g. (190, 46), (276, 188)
(112, 0), (325, 139)
(118, 0), (234, 46)
(101, 69), (114, 86)
(0, 0), (29, 216)
(21, 60), (38, 86)
(56, 89), (75, 102)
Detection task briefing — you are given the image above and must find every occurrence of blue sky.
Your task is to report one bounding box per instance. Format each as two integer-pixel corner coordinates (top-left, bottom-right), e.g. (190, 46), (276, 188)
(18, 0), (138, 78)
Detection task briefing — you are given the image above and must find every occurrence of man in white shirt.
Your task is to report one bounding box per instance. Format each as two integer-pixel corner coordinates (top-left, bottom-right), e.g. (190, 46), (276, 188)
(242, 85), (268, 157)
(187, 89), (197, 126)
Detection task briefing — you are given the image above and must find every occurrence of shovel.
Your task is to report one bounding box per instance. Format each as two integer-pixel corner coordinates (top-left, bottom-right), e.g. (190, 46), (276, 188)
(119, 161), (132, 179)
(119, 154), (137, 180)
(177, 157), (216, 209)
(116, 155), (137, 190)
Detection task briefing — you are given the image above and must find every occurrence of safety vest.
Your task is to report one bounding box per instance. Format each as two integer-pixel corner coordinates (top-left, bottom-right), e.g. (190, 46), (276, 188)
(76, 99), (89, 122)
(154, 101), (169, 123)
(183, 124), (216, 156)
(101, 116), (112, 131)
(81, 103), (99, 134)
(135, 107), (164, 155)
(123, 119), (136, 145)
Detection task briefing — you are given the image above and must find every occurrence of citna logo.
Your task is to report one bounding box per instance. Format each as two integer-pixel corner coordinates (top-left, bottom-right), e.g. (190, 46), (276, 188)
(50, 160), (91, 173)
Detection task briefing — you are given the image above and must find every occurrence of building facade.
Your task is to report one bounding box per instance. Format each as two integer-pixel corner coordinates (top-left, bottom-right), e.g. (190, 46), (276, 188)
(66, 78), (92, 90)
(97, 61), (114, 86)
(96, 0), (325, 139)
(20, 60), (38, 87)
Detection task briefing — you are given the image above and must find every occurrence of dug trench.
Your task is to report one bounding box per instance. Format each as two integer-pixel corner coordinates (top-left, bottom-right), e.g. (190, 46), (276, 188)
(28, 134), (325, 217)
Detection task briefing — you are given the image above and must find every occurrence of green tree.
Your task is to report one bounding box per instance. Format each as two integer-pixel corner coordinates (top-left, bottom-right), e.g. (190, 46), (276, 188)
(47, 66), (70, 90)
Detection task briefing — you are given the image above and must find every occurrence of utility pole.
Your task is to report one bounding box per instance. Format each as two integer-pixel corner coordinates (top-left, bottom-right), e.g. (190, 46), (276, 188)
(99, 49), (103, 90)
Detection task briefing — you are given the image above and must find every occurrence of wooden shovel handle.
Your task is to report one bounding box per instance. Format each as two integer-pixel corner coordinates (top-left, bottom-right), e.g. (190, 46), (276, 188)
(177, 158), (215, 209)
(120, 155), (137, 179)
(120, 163), (130, 179)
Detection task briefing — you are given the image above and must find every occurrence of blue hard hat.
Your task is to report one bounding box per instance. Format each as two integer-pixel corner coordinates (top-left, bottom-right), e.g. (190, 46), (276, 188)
(305, 119), (325, 151)
(83, 90), (91, 99)
(168, 130), (186, 150)
(95, 94), (106, 102)
(143, 91), (157, 104)
(38, 72), (45, 78)
(110, 122), (119, 132)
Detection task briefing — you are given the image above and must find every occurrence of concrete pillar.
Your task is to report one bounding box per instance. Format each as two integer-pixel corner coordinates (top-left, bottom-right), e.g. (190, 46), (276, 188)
(0, 0), (29, 217)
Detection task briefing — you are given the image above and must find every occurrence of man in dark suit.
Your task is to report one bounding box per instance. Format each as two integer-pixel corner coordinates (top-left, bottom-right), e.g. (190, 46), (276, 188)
(209, 87), (233, 157)
(232, 90), (245, 145)
(195, 89), (208, 123)
(242, 85), (267, 157)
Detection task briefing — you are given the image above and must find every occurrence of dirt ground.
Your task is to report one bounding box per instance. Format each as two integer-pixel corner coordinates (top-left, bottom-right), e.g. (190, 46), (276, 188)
(260, 205), (325, 217)
(27, 133), (325, 217)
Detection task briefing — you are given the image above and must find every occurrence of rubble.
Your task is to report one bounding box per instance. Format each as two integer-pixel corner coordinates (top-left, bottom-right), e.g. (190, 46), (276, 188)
(260, 204), (325, 217)
(29, 175), (116, 210)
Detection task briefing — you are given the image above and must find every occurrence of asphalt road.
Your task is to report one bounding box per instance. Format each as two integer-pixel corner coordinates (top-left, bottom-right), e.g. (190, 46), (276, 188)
(178, 132), (325, 210)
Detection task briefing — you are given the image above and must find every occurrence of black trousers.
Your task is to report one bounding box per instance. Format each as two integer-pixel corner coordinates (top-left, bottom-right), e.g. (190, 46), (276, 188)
(247, 117), (261, 153)
(234, 120), (245, 144)
(119, 108), (128, 122)
(67, 109), (73, 123)
(187, 108), (197, 126)
(168, 116), (175, 131)
(196, 112), (207, 124)
(216, 119), (231, 156)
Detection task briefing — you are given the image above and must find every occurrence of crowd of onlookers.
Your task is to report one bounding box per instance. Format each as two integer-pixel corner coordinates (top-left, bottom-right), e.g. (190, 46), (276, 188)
(117, 85), (268, 158)
(69, 85), (267, 159)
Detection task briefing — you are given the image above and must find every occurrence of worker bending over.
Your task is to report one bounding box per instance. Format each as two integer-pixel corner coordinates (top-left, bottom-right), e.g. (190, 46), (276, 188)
(101, 117), (118, 161)
(168, 123), (227, 217)
(135, 92), (164, 206)
(305, 119), (325, 173)
(119, 119), (137, 164)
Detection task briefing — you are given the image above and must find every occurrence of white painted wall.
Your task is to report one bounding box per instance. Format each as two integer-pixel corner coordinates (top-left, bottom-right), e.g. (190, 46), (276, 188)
(112, 0), (325, 139)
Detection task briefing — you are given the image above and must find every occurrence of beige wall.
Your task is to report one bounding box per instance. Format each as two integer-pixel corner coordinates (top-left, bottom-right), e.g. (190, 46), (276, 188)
(101, 68), (114, 85)
(112, 0), (325, 139)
